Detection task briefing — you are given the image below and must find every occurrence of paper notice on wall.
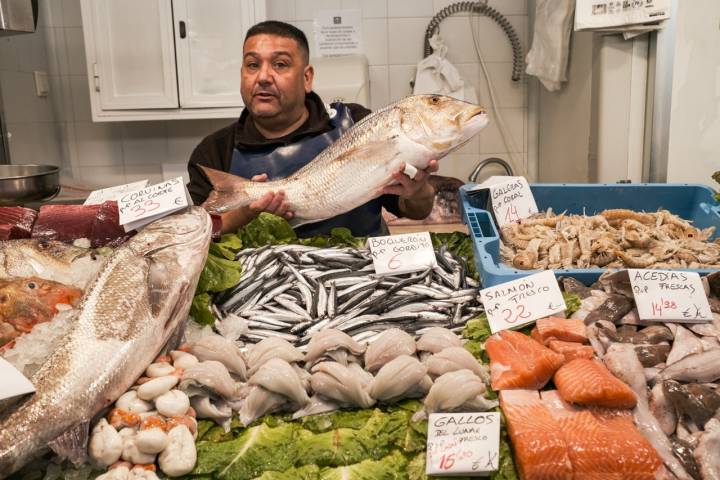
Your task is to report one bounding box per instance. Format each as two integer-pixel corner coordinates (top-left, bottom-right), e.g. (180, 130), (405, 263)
(313, 10), (363, 56)
(575, 0), (670, 31)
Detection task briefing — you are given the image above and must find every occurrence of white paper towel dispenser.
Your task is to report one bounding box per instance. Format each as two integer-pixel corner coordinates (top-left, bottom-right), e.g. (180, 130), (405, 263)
(311, 54), (369, 106)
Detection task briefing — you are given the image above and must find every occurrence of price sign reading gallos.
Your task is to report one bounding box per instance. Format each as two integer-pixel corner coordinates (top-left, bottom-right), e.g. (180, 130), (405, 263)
(479, 270), (567, 334)
(368, 232), (437, 276)
(426, 412), (501, 476)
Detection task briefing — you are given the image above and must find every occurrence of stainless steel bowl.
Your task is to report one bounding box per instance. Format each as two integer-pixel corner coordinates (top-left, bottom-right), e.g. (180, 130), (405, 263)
(0, 164), (61, 206)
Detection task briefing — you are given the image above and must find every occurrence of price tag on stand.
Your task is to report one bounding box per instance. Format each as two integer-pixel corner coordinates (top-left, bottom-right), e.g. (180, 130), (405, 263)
(469, 176), (538, 227)
(628, 269), (713, 322)
(0, 357), (35, 401)
(426, 412), (501, 476)
(83, 179), (149, 205)
(480, 270), (566, 334)
(368, 232), (437, 276)
(117, 177), (191, 232)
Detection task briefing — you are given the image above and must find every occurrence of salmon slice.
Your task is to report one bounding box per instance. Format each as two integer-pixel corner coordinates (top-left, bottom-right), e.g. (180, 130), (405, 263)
(554, 358), (637, 408)
(547, 340), (595, 362)
(486, 330), (565, 390)
(503, 390), (662, 479)
(500, 390), (573, 480)
(534, 317), (588, 345)
(542, 391), (663, 479)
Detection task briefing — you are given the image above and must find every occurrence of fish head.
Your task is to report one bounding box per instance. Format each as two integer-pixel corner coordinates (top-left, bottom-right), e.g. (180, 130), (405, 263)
(0, 276), (81, 338)
(399, 95), (488, 158)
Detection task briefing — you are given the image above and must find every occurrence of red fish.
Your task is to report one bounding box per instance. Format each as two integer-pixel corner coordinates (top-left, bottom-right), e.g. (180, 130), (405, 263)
(0, 276), (83, 348)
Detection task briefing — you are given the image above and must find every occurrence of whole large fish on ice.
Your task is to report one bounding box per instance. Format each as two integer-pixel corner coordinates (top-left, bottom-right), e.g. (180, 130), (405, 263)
(201, 94), (488, 225)
(0, 207), (212, 477)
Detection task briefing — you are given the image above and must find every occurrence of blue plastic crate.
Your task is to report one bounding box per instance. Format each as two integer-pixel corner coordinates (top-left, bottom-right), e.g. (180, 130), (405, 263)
(460, 183), (720, 287)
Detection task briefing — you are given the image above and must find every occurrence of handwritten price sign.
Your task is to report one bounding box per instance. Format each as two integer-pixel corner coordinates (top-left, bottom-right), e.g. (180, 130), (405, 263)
(629, 269), (713, 323)
(469, 176), (538, 227)
(118, 177), (191, 232)
(83, 179), (149, 206)
(368, 232), (437, 276)
(480, 270), (566, 333)
(426, 412), (501, 476)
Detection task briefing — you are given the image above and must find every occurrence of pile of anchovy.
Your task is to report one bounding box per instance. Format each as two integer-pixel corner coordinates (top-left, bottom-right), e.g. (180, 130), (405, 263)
(212, 244), (483, 346)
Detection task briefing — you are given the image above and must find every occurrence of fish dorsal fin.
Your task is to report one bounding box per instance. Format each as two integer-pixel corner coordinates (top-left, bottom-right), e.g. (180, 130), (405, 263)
(200, 166), (249, 191)
(48, 421), (90, 464)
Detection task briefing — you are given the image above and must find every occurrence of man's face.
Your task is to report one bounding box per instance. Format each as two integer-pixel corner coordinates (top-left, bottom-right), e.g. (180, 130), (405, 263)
(241, 34), (313, 121)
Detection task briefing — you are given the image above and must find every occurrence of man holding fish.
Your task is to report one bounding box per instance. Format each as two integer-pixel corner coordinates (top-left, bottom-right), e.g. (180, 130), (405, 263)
(188, 21), (439, 236)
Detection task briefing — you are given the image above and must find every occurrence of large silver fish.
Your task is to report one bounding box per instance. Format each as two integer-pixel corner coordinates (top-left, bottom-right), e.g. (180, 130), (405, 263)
(201, 95), (488, 226)
(0, 207), (212, 477)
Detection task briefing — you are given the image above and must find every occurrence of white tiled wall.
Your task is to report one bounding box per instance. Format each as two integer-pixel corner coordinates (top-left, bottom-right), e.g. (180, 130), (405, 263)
(0, 0), (529, 187)
(271, 0), (530, 181)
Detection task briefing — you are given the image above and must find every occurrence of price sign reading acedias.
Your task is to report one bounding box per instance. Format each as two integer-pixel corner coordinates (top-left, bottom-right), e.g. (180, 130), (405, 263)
(629, 269), (713, 323)
(368, 232), (437, 276)
(426, 412), (501, 476)
(117, 177), (191, 232)
(480, 270), (566, 333)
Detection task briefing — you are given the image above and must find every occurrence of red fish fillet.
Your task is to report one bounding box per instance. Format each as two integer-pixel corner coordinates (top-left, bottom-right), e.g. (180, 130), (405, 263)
(534, 317), (588, 345)
(486, 330), (565, 390)
(0, 206), (37, 239)
(554, 358), (637, 409)
(501, 389), (663, 479)
(547, 340), (595, 362)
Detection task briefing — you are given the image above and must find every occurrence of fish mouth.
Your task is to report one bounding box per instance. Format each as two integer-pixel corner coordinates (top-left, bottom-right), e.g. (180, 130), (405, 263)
(465, 107), (486, 121)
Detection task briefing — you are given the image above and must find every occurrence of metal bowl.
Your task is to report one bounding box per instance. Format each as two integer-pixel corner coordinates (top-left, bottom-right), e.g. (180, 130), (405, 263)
(0, 164), (61, 206)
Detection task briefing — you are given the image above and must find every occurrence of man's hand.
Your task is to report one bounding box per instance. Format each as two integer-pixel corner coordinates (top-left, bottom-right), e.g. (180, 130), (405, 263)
(248, 173), (294, 220)
(381, 160), (438, 220)
(219, 173), (294, 234)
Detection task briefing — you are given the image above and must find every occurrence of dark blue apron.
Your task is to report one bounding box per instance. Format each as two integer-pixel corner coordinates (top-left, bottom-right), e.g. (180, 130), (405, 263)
(229, 103), (388, 238)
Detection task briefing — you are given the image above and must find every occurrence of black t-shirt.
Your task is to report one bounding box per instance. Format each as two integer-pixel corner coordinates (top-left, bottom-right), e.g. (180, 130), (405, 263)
(187, 92), (401, 225)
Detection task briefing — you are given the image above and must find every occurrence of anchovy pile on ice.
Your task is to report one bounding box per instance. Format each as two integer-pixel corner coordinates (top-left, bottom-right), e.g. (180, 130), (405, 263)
(211, 244), (483, 346)
(569, 271), (720, 480)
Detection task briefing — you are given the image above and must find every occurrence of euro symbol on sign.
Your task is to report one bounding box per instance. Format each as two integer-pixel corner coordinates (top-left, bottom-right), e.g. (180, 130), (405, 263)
(174, 196), (184, 205)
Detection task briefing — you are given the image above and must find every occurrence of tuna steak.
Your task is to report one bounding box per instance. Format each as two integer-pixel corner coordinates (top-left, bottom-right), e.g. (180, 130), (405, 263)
(201, 94), (488, 226)
(0, 207), (212, 477)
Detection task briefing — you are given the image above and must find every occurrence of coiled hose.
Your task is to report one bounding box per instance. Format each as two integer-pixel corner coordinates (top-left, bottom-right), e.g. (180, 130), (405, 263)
(423, 1), (523, 81)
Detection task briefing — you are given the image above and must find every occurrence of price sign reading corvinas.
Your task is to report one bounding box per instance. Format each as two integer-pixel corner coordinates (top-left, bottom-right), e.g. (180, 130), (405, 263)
(480, 270), (566, 333)
(368, 232), (437, 275)
(629, 269), (713, 323)
(426, 412), (501, 476)
(117, 177), (191, 232)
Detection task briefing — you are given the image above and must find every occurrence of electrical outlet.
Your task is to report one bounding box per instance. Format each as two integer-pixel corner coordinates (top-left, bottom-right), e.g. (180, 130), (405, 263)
(33, 71), (49, 97)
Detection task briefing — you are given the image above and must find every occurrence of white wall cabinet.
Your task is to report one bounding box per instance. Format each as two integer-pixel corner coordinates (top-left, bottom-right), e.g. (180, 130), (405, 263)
(80, 0), (265, 121)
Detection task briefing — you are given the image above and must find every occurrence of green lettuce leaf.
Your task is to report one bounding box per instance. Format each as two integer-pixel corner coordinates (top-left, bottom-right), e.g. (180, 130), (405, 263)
(197, 253), (242, 294)
(211, 233), (244, 260)
(193, 423), (299, 480)
(197, 419), (217, 441)
(190, 293), (214, 326)
(318, 450), (407, 480)
(297, 410), (408, 467)
(563, 292), (581, 318)
(252, 465), (320, 480)
(237, 213), (297, 247)
(299, 409), (375, 433)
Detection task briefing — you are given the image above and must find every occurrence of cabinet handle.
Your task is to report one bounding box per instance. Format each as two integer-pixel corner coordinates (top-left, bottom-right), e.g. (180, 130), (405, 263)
(179, 21), (187, 39)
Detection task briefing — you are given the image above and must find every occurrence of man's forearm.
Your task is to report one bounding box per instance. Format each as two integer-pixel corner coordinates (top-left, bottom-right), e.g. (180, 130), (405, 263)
(398, 184), (435, 220)
(220, 207), (257, 234)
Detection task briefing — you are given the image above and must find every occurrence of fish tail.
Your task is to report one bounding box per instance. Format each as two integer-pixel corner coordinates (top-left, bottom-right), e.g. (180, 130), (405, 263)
(199, 166), (252, 214)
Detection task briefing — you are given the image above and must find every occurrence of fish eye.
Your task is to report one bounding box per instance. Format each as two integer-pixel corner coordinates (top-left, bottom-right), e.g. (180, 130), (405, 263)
(431, 96), (440, 104)
(27, 282), (36, 289)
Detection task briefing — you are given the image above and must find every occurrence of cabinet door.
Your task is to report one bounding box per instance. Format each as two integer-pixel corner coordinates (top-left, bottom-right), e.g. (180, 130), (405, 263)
(173, 0), (258, 108)
(88, 0), (179, 109)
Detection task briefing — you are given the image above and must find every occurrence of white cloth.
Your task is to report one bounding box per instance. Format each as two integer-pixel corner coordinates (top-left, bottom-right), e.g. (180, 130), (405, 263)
(525, 0), (575, 92)
(413, 34), (478, 103)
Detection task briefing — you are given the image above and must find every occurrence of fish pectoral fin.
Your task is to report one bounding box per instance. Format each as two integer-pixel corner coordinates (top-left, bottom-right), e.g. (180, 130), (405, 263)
(47, 421), (90, 464)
